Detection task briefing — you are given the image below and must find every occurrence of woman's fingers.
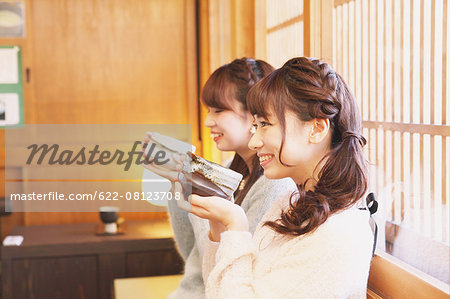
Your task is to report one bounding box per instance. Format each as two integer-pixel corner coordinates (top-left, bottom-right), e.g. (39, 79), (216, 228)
(172, 183), (213, 217)
(187, 194), (236, 222)
(172, 152), (185, 165)
(189, 203), (211, 218)
(175, 190), (249, 232)
(141, 142), (184, 182)
(173, 182), (207, 215)
(188, 194), (230, 210)
(142, 132), (152, 151)
(189, 194), (249, 231)
(142, 162), (179, 181)
(187, 194), (210, 210)
(142, 132), (185, 171)
(145, 131), (152, 140)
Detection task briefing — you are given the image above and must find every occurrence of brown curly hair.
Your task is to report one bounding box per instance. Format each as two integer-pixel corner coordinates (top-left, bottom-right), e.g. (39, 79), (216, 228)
(247, 57), (368, 236)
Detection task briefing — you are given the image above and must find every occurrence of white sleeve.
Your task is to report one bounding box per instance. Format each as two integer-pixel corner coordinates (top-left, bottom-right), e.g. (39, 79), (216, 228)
(202, 237), (220, 283)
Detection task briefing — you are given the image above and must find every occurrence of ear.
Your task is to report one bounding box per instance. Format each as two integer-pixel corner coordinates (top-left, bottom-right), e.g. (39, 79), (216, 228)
(308, 118), (330, 144)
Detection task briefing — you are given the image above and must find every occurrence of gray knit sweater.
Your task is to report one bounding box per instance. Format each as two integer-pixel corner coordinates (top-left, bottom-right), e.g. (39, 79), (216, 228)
(167, 175), (297, 299)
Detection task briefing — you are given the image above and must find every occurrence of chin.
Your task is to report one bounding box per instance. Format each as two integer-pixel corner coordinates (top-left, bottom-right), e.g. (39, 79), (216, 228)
(216, 142), (235, 152)
(216, 144), (229, 151)
(262, 169), (283, 180)
(214, 141), (225, 150)
(264, 166), (296, 181)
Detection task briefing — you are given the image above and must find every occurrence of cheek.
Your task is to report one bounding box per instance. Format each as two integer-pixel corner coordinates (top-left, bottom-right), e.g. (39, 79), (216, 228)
(228, 116), (252, 134)
(215, 114), (225, 126)
(238, 114), (253, 127)
(279, 140), (306, 165)
(278, 122), (311, 166)
(233, 128), (252, 145)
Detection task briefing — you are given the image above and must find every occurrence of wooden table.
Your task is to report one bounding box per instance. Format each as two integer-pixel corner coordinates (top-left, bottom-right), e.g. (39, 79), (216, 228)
(114, 274), (183, 299)
(1, 220), (184, 299)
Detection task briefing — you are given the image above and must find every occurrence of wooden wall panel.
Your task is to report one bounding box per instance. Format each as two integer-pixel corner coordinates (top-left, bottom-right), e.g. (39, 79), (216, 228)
(1, 0), (199, 231)
(29, 0), (195, 125)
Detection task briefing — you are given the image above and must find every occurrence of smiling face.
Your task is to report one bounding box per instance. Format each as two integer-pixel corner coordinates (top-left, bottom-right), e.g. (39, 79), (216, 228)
(204, 99), (254, 154)
(249, 110), (331, 185)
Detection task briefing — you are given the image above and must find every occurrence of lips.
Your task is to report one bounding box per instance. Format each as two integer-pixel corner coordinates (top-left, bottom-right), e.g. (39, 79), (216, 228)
(210, 132), (223, 142)
(258, 154), (274, 167)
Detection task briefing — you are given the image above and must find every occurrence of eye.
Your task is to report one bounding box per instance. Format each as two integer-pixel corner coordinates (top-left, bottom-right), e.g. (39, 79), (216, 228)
(207, 107), (224, 114)
(251, 120), (271, 133)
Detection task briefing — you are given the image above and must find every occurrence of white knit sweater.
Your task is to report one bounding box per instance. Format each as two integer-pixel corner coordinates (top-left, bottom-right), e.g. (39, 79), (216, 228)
(167, 176), (297, 299)
(202, 194), (374, 299)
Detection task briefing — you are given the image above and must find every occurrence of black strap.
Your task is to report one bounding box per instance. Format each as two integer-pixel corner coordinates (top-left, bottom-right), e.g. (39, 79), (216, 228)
(359, 192), (378, 257)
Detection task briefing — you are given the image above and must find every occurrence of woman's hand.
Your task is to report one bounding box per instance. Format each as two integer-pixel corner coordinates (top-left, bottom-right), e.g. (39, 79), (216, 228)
(207, 220), (227, 242)
(173, 181), (249, 241)
(141, 132), (184, 182)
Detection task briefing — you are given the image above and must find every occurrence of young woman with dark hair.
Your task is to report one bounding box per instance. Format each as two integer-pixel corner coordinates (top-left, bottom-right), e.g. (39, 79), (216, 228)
(143, 57), (296, 298)
(176, 57), (374, 298)
(201, 57), (276, 205)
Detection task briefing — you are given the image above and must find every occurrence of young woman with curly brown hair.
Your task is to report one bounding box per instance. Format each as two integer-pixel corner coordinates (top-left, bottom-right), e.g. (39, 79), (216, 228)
(177, 57), (373, 298)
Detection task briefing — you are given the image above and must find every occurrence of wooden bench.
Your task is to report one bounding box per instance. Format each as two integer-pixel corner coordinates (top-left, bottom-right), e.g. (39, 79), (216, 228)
(367, 250), (449, 298)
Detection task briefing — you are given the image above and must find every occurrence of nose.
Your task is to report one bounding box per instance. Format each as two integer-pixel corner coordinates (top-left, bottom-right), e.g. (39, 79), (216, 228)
(248, 130), (263, 150)
(204, 112), (215, 127)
